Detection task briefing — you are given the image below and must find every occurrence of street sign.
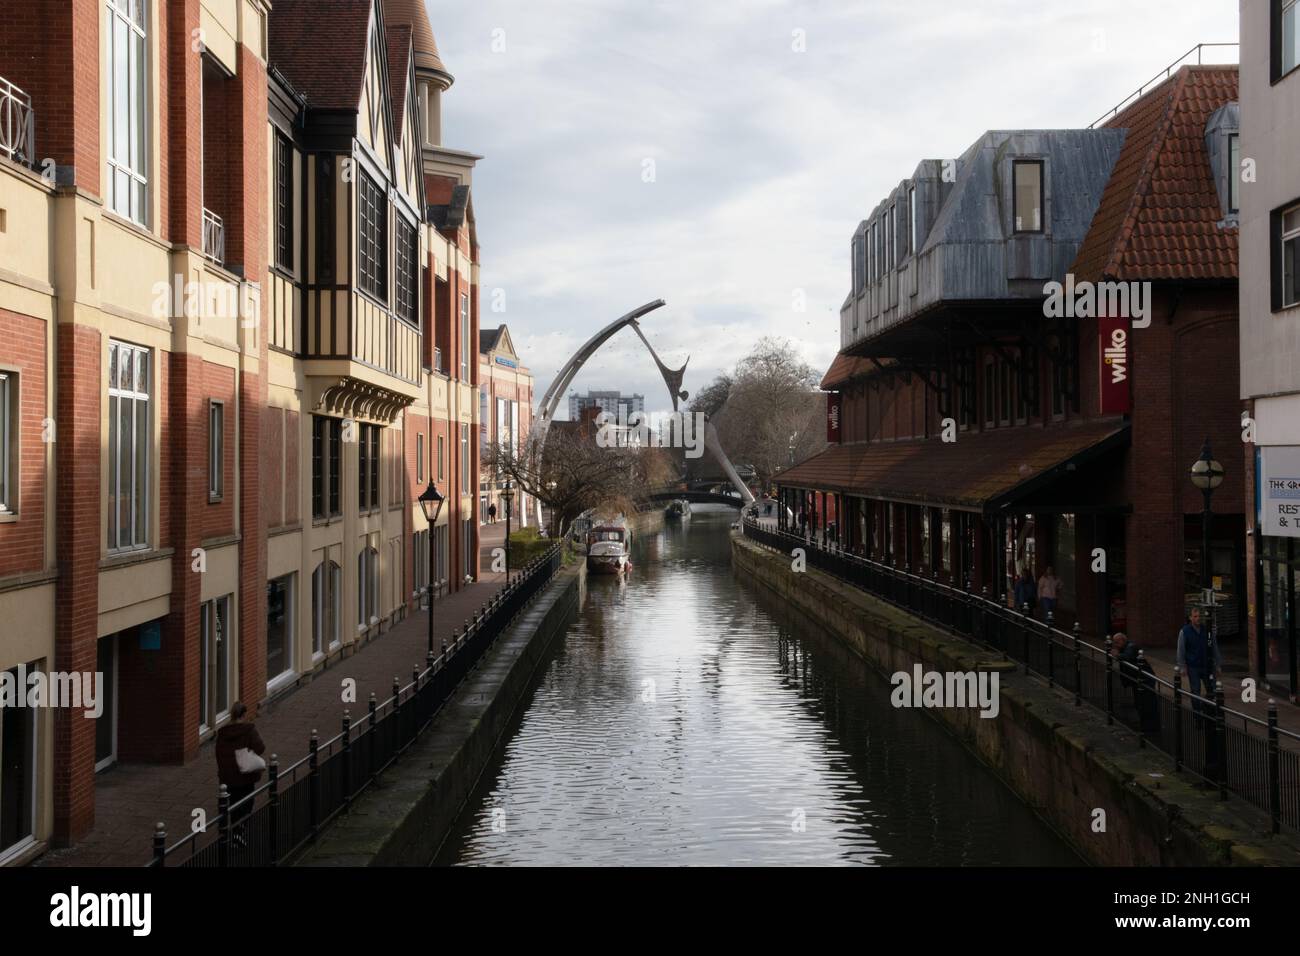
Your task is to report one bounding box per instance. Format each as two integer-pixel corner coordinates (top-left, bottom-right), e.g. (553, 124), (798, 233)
(1260, 446), (1300, 538)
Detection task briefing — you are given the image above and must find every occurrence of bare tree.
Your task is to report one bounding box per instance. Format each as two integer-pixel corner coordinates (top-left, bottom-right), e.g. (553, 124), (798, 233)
(485, 427), (675, 537)
(698, 337), (826, 492)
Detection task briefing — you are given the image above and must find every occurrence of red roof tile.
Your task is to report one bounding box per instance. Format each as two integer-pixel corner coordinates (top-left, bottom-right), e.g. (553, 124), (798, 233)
(775, 421), (1128, 511)
(269, 0), (373, 111)
(820, 353), (876, 390)
(1072, 66), (1238, 283)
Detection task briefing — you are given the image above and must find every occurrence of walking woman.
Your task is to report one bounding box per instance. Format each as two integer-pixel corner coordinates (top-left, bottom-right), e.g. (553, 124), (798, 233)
(215, 701), (267, 847)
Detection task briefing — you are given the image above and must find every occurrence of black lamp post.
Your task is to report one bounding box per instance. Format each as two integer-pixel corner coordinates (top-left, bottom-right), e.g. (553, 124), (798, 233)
(501, 481), (515, 577)
(1189, 438), (1225, 688)
(417, 481), (445, 654)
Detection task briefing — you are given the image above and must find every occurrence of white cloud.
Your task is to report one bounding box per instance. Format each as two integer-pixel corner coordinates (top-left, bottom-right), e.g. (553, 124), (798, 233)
(433, 0), (1238, 412)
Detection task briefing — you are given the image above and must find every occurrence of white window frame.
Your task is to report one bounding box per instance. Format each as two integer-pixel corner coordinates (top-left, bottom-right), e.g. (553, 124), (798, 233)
(1012, 160), (1044, 234)
(105, 0), (149, 225)
(199, 594), (233, 734)
(416, 432), (425, 483)
(356, 546), (379, 630)
(266, 573), (295, 690)
(108, 341), (151, 552)
(208, 399), (224, 501)
(460, 423), (469, 488)
(459, 293), (471, 380)
(312, 558), (341, 657)
(1284, 0), (1299, 77)
(0, 372), (13, 515)
(908, 186), (918, 256)
(1283, 203), (1300, 309)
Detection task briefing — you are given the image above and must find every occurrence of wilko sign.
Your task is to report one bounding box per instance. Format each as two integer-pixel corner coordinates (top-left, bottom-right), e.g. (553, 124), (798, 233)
(1098, 316), (1131, 414)
(826, 392), (842, 443)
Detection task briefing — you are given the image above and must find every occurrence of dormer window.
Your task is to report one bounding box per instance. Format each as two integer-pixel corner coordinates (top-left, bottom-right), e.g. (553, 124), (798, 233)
(1012, 161), (1043, 233)
(1229, 134), (1240, 214)
(1276, 0), (1299, 80)
(908, 185), (918, 255)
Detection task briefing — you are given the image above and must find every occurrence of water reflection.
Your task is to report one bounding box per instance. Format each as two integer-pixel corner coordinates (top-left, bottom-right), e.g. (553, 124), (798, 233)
(437, 510), (1078, 866)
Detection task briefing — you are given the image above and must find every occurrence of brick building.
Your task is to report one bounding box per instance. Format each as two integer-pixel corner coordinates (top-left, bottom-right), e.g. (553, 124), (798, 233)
(776, 64), (1242, 649)
(1239, 0), (1300, 697)
(0, 0), (482, 863)
(478, 324), (533, 525)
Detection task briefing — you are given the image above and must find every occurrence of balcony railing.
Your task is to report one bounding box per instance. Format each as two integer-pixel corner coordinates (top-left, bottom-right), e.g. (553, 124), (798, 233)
(202, 207), (225, 266)
(1089, 42), (1239, 128)
(0, 76), (35, 167)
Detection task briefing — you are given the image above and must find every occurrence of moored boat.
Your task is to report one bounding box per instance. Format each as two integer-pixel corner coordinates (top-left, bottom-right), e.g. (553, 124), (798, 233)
(586, 518), (631, 575)
(665, 499), (692, 521)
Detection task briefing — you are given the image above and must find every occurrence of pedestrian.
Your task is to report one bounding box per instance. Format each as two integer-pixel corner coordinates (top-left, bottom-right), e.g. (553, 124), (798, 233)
(215, 701), (267, 848)
(1037, 565), (1062, 621)
(1176, 606), (1222, 699)
(1113, 633), (1160, 733)
(488, 503), (497, 524)
(1013, 567), (1037, 613)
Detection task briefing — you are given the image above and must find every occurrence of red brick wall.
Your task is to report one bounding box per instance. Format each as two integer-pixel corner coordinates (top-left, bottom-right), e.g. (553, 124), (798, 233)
(166, 0), (203, 248)
(0, 0), (100, 194)
(0, 310), (48, 578)
(53, 324), (100, 841)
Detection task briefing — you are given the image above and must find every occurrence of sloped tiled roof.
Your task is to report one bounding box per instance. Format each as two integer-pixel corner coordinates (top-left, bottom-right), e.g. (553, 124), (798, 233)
(386, 24), (412, 130)
(775, 420), (1128, 512)
(1072, 66), (1238, 283)
(269, 0), (373, 111)
(480, 326), (505, 353)
(820, 353), (876, 390)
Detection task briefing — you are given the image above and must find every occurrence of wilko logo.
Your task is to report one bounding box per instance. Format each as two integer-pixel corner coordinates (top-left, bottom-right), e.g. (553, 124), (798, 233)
(1104, 326), (1128, 384)
(826, 392), (842, 444)
(1098, 316), (1131, 414)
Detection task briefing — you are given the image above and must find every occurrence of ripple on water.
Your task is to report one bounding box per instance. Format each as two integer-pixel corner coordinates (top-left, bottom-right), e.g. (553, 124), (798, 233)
(437, 512), (1078, 867)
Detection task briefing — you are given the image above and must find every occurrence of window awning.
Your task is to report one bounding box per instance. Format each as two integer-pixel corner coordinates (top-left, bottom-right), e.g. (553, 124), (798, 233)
(776, 420), (1130, 514)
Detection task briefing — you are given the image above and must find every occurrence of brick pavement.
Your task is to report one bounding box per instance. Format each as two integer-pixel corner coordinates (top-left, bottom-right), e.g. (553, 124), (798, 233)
(37, 524), (509, 867)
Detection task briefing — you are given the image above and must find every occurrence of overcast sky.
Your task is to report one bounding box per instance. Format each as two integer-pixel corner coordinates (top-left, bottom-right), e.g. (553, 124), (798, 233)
(433, 0), (1238, 417)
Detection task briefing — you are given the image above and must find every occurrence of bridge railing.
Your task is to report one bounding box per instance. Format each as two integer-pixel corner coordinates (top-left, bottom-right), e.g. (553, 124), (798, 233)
(740, 519), (1300, 834)
(149, 544), (564, 868)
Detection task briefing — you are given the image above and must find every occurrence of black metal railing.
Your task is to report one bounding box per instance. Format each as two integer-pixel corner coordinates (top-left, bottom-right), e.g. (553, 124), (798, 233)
(741, 519), (1300, 833)
(149, 544), (563, 867)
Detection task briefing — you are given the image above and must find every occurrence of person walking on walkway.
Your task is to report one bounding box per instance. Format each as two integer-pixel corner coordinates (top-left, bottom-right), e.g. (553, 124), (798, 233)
(1037, 566), (1061, 621)
(215, 701), (267, 848)
(487, 503), (497, 525)
(1014, 567), (1037, 614)
(1176, 607), (1222, 700)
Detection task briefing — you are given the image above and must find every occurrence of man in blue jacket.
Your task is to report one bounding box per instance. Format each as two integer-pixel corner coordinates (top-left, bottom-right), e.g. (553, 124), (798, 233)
(1176, 606), (1222, 699)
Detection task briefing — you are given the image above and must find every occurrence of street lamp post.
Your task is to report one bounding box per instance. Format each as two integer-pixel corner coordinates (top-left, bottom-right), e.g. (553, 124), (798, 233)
(1189, 438), (1225, 691)
(501, 481), (515, 578)
(417, 481), (445, 654)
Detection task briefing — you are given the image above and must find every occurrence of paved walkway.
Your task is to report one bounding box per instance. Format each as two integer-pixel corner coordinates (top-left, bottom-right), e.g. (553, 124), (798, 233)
(38, 524), (510, 867)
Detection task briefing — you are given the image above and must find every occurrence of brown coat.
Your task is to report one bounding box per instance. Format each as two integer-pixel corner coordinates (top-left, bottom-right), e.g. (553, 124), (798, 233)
(215, 721), (267, 789)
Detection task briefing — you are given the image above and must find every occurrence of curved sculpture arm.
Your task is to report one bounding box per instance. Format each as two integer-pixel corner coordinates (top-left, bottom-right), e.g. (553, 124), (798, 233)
(535, 299), (666, 432)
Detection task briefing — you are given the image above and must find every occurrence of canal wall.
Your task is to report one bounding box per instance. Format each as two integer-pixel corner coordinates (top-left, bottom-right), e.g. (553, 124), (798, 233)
(732, 532), (1300, 866)
(296, 559), (585, 866)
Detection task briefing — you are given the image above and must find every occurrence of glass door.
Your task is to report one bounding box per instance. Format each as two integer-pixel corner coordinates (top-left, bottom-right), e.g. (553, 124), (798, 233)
(0, 665), (36, 860)
(1261, 538), (1296, 698)
(95, 635), (119, 771)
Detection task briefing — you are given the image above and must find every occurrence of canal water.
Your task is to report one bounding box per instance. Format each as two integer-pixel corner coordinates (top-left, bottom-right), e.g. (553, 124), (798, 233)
(436, 509), (1079, 866)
